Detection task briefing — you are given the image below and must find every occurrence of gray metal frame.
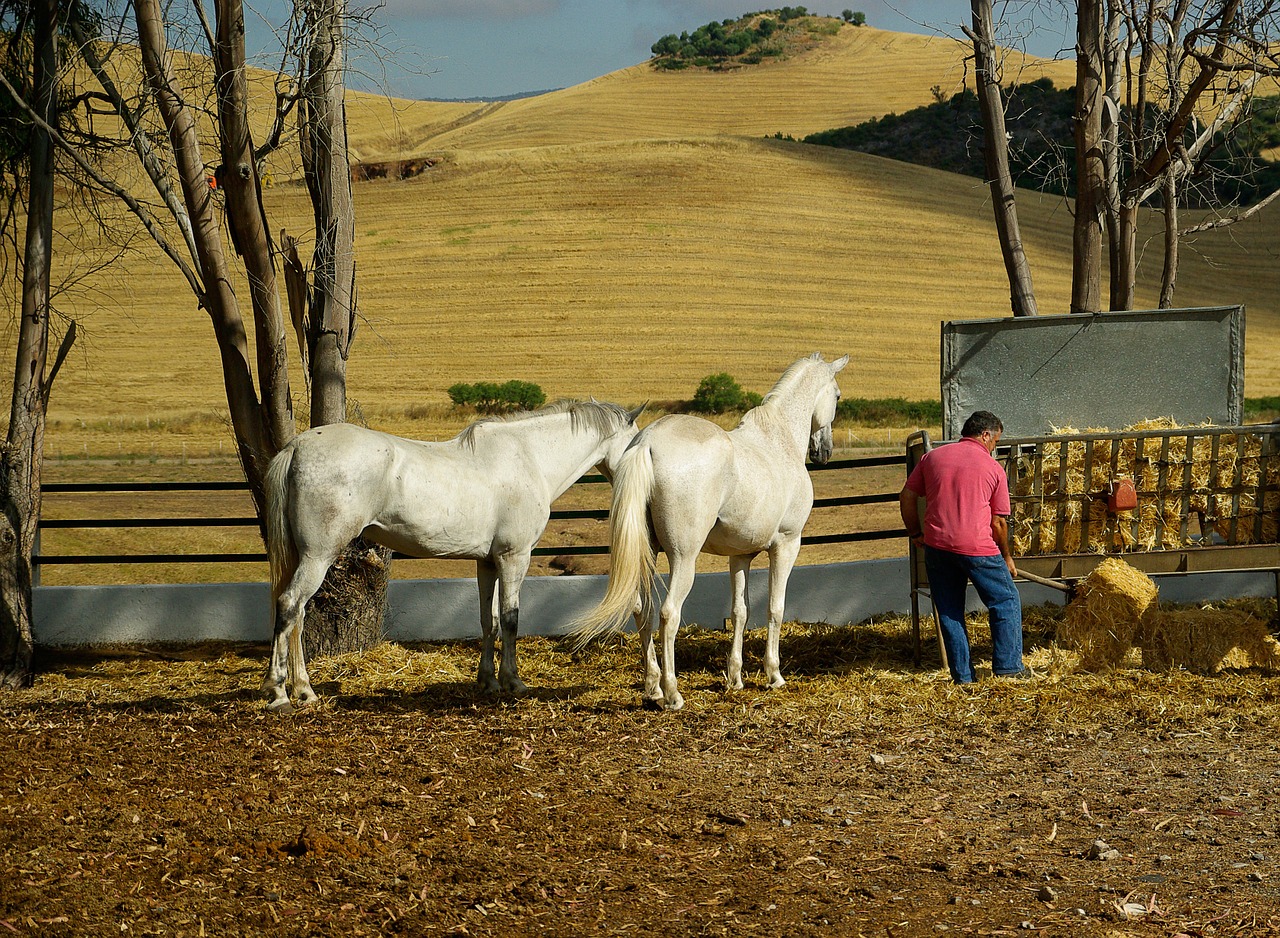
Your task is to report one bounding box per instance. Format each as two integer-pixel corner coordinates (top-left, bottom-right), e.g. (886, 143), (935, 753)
(940, 306), (1245, 440)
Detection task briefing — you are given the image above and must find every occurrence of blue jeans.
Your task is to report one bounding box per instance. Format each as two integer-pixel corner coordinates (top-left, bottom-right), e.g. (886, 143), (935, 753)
(924, 546), (1024, 684)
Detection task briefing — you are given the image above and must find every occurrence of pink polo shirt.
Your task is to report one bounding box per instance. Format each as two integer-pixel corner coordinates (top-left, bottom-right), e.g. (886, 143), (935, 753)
(904, 437), (1010, 556)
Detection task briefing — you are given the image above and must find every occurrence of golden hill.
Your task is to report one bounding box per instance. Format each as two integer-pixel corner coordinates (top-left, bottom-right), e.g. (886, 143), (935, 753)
(344, 25), (1077, 157)
(16, 25), (1280, 462)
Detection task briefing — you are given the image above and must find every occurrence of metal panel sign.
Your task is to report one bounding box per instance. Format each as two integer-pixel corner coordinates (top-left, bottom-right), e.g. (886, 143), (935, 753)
(940, 306), (1244, 440)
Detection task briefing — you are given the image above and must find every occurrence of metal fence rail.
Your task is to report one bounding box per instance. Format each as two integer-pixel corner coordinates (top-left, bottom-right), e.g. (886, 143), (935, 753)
(35, 454), (909, 568)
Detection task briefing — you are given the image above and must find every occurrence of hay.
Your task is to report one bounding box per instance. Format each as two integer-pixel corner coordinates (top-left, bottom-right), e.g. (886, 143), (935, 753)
(1011, 420), (1280, 557)
(1142, 607), (1280, 674)
(1053, 557), (1280, 675)
(314, 641), (472, 693)
(1058, 558), (1159, 670)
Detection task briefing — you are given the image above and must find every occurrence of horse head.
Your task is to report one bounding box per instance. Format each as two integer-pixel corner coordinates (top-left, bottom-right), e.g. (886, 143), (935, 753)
(808, 354), (849, 464)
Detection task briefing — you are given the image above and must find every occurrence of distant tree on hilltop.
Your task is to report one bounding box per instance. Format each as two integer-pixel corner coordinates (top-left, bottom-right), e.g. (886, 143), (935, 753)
(650, 8), (842, 71)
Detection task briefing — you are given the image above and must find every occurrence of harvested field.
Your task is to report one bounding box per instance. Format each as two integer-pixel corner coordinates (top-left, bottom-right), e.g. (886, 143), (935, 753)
(4, 606), (1280, 936)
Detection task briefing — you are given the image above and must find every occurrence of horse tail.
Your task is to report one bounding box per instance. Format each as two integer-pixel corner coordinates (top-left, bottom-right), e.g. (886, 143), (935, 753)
(570, 443), (657, 648)
(264, 443), (298, 603)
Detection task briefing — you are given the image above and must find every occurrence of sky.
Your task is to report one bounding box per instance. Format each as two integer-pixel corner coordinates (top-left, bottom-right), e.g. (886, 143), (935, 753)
(323, 0), (1077, 101)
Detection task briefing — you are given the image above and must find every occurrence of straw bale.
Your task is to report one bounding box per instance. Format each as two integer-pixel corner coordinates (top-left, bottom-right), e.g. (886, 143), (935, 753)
(1142, 607), (1280, 674)
(1058, 558), (1159, 670)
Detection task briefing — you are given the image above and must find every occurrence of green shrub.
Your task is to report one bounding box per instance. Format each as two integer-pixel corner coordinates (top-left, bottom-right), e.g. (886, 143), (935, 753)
(691, 373), (757, 414)
(837, 397), (941, 426)
(447, 380), (546, 414)
(447, 382), (480, 407)
(1244, 397), (1280, 419)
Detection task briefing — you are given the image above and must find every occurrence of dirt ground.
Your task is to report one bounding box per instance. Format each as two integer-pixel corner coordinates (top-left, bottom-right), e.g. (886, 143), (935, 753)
(3, 607), (1280, 937)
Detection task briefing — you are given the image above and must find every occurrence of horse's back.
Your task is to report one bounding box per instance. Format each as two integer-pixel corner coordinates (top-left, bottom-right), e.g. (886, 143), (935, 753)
(640, 414), (812, 556)
(284, 423), (407, 489)
(631, 416), (732, 550)
(639, 414), (735, 489)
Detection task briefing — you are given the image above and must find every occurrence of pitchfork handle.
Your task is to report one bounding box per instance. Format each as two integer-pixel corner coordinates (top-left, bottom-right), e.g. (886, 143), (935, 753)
(1016, 570), (1074, 593)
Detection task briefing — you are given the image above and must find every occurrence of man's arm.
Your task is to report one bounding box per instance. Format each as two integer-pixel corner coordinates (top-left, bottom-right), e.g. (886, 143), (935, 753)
(899, 486), (923, 543)
(991, 514), (1016, 578)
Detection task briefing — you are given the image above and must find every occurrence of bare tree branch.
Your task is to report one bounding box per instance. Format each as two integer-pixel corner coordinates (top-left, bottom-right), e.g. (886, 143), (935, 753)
(1181, 186), (1280, 233)
(66, 18), (204, 278)
(0, 69), (205, 301)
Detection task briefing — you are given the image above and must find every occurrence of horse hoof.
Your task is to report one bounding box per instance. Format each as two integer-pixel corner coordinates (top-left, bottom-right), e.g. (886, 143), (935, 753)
(502, 680), (530, 695)
(767, 677), (786, 690)
(264, 697), (293, 713)
(664, 696), (684, 712)
(478, 679), (501, 694)
(295, 693), (320, 707)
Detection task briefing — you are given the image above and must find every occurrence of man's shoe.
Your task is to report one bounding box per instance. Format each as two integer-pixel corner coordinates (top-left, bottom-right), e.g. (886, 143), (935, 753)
(993, 667), (1037, 680)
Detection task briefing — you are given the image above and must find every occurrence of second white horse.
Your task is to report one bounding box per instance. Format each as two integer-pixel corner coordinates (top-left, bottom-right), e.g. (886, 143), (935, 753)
(572, 353), (848, 710)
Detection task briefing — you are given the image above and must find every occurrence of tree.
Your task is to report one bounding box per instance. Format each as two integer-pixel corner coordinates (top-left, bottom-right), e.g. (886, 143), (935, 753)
(965, 0), (1039, 316)
(3, 0), (385, 676)
(1073, 0), (1107, 313)
(0, 0), (70, 687)
(1109, 0), (1280, 310)
(970, 0), (1280, 316)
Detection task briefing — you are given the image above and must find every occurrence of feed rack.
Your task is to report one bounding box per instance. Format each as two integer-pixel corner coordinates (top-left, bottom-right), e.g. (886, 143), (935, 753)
(905, 423), (1280, 664)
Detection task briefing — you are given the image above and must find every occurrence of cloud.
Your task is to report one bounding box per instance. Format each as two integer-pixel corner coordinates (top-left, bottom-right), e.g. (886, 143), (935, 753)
(381, 0), (561, 19)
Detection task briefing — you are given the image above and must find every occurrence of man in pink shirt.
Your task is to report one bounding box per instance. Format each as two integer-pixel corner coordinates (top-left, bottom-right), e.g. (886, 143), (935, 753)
(899, 411), (1030, 684)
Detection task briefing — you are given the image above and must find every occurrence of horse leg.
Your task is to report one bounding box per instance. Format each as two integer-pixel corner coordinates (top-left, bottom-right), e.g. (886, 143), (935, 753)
(495, 553), (531, 694)
(263, 554), (332, 710)
(656, 552), (696, 711)
(726, 553), (754, 691)
(763, 536), (802, 690)
(476, 560), (500, 693)
(262, 602), (295, 710)
(634, 590), (661, 702)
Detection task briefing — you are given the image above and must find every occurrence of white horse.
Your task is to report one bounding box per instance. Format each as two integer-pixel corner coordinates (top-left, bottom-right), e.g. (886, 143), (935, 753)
(572, 353), (848, 710)
(262, 399), (644, 710)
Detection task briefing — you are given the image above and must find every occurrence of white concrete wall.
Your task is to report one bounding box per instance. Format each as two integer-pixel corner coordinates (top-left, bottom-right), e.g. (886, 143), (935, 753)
(31, 559), (1278, 646)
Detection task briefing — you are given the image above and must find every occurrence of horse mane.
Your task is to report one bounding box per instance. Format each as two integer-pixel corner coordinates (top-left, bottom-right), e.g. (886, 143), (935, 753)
(457, 399), (629, 450)
(738, 353), (826, 433)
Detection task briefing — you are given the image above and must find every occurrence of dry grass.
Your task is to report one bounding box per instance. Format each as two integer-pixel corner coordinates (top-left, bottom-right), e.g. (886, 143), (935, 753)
(1010, 421), (1280, 556)
(1144, 604), (1280, 673)
(361, 26), (1076, 154)
(6, 25), (1278, 499)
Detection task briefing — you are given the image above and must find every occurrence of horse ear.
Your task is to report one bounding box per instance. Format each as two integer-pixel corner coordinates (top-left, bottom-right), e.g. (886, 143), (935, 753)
(627, 401), (649, 424)
(831, 354), (850, 373)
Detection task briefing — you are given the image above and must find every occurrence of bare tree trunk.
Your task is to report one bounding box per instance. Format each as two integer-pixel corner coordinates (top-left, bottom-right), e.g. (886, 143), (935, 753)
(967, 0), (1038, 317)
(1073, 0), (1107, 313)
(213, 0), (295, 459)
(2, 0), (58, 688)
(1102, 3), (1126, 309)
(297, 0), (386, 658)
(136, 0), (276, 511)
(1159, 167), (1179, 307)
(1115, 200), (1139, 309)
(301, 0), (356, 427)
